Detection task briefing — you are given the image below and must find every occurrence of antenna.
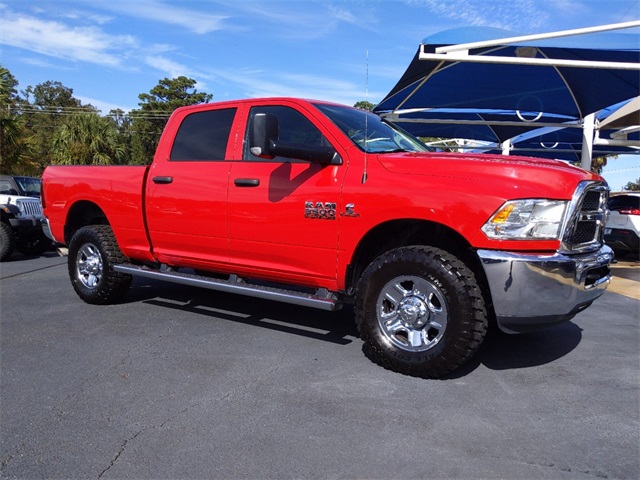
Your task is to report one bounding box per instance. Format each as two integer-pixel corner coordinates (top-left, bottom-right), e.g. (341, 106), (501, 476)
(362, 49), (369, 184)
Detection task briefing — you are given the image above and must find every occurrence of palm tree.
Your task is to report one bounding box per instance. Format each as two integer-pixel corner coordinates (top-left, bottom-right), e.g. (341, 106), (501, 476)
(0, 66), (37, 174)
(51, 113), (126, 165)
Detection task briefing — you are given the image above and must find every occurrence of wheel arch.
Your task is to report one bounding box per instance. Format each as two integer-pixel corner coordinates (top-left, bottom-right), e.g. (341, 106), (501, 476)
(64, 201), (109, 245)
(345, 219), (493, 313)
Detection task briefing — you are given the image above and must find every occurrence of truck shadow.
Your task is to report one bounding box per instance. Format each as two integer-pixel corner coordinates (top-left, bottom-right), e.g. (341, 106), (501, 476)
(443, 322), (583, 379)
(127, 278), (582, 377)
(127, 277), (359, 345)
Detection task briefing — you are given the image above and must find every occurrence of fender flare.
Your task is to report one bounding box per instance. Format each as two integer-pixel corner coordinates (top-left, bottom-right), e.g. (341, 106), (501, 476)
(0, 203), (19, 222)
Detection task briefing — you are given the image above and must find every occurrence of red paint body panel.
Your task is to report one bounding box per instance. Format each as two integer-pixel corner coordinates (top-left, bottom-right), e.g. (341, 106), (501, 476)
(145, 160), (231, 269)
(42, 165), (155, 262)
(41, 97), (605, 293)
(227, 161), (345, 287)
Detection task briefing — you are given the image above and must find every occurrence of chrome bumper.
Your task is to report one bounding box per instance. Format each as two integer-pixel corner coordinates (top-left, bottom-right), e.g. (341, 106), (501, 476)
(477, 245), (613, 333)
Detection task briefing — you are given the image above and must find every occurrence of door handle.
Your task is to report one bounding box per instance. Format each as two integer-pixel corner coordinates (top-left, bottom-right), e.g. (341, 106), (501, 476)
(152, 176), (173, 184)
(234, 178), (260, 187)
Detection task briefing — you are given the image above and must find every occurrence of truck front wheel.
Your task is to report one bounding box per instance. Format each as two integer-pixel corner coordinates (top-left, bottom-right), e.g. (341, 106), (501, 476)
(355, 246), (488, 378)
(68, 225), (132, 305)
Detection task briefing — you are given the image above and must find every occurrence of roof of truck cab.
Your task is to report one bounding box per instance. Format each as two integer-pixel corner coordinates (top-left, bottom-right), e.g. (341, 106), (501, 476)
(173, 97), (349, 112)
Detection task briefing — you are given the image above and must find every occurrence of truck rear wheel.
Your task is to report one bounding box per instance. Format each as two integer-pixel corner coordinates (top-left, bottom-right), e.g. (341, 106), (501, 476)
(355, 246), (487, 378)
(0, 222), (15, 262)
(68, 225), (132, 305)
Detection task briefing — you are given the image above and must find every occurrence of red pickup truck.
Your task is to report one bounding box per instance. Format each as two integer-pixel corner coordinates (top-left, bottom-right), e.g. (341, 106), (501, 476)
(41, 97), (612, 378)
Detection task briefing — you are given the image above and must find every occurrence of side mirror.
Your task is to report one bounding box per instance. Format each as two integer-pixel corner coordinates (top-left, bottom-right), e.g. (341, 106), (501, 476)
(250, 113), (279, 158)
(249, 112), (342, 165)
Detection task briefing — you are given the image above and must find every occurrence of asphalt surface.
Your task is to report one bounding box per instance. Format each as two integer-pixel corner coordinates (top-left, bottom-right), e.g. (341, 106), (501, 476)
(1, 252), (639, 479)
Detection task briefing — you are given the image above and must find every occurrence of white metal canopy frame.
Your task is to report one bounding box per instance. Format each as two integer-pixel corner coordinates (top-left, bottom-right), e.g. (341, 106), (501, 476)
(420, 21), (640, 70)
(596, 95), (640, 148)
(375, 21), (640, 170)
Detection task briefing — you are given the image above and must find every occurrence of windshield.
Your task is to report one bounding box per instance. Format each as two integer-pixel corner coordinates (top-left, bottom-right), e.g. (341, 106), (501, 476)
(13, 177), (41, 197)
(313, 103), (431, 154)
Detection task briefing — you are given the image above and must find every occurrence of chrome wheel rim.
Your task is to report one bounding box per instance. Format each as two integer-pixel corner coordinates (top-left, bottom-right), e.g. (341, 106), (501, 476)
(76, 243), (103, 289)
(376, 275), (448, 352)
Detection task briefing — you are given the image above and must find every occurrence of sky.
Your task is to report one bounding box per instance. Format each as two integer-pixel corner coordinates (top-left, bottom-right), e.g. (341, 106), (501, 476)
(1, 0), (639, 188)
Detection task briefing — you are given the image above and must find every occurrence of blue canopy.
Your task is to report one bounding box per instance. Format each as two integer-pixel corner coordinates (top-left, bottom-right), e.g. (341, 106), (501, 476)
(389, 108), (576, 143)
(374, 25), (640, 148)
(483, 126), (639, 162)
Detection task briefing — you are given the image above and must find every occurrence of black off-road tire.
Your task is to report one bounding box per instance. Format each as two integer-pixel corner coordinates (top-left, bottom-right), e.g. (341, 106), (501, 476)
(16, 232), (53, 256)
(68, 225), (132, 305)
(355, 246), (487, 379)
(0, 222), (16, 262)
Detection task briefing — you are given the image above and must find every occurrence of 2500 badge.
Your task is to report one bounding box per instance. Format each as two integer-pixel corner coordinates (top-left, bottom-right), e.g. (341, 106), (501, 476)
(305, 201), (336, 220)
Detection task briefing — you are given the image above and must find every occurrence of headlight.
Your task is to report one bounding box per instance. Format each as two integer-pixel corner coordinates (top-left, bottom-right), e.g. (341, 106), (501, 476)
(1, 204), (20, 216)
(481, 199), (568, 240)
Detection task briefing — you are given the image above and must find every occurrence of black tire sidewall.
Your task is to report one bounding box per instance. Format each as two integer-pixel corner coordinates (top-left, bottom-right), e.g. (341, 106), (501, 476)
(356, 247), (486, 378)
(0, 222), (15, 262)
(68, 225), (131, 304)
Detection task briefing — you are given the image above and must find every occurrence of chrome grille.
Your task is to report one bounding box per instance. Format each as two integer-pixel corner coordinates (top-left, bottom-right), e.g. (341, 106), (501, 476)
(560, 181), (609, 253)
(16, 199), (44, 218)
(571, 221), (597, 244)
(581, 190), (602, 210)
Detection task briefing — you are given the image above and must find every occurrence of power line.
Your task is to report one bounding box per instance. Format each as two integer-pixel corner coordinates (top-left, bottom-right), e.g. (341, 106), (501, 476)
(8, 105), (173, 120)
(603, 165), (640, 173)
(620, 0), (639, 21)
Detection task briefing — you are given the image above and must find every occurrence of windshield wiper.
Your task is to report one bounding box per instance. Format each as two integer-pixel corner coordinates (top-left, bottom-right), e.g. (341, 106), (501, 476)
(376, 148), (409, 154)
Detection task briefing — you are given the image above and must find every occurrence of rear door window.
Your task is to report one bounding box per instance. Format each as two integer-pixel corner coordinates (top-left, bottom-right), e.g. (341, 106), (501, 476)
(170, 108), (237, 161)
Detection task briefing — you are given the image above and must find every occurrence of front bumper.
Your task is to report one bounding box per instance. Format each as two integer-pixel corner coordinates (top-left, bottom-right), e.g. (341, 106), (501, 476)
(477, 245), (613, 333)
(9, 216), (44, 236)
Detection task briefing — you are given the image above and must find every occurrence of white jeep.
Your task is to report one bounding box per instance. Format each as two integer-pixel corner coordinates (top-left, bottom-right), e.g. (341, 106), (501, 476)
(0, 175), (52, 262)
(605, 192), (640, 257)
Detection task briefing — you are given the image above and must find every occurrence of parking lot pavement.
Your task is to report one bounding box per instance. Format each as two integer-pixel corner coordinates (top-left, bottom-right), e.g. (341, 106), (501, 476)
(610, 257), (640, 300)
(1, 253), (639, 479)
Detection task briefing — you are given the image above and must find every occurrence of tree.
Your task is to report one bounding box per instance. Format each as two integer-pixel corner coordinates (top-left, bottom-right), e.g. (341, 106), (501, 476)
(51, 113), (125, 165)
(624, 178), (640, 191)
(108, 108), (134, 163)
(353, 100), (375, 111)
(22, 81), (82, 111)
(0, 66), (36, 175)
(130, 76), (212, 164)
(590, 156), (608, 175)
(0, 66), (18, 100)
(19, 80), (93, 172)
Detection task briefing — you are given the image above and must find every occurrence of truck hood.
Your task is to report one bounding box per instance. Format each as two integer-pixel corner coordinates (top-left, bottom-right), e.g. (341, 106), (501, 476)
(375, 151), (604, 198)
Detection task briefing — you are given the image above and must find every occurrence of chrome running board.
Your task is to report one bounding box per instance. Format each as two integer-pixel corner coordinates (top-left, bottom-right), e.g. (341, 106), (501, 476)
(113, 263), (341, 311)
